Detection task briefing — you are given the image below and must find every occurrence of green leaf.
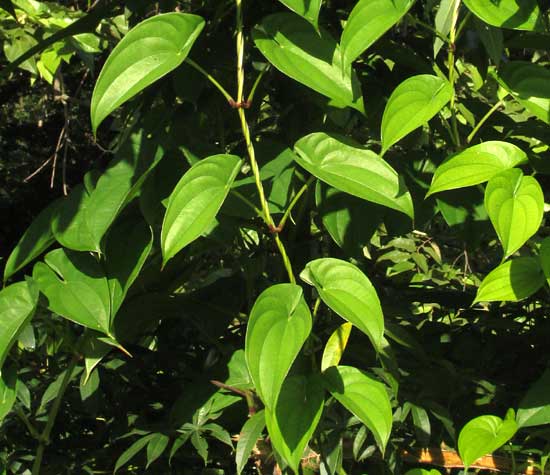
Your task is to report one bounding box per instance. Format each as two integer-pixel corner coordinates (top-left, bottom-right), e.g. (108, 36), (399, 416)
(265, 374), (324, 473)
(381, 74), (452, 154)
(294, 133), (414, 218)
(33, 249), (112, 335)
(474, 257), (545, 303)
(146, 433), (170, 469)
(236, 410), (265, 475)
(405, 470), (442, 475)
(301, 258), (384, 351)
(462, 0), (543, 31)
(475, 18), (503, 65)
(497, 61), (550, 124)
(4, 199), (59, 282)
(517, 368), (550, 428)
(114, 433), (155, 473)
(323, 366), (392, 454)
(253, 13), (364, 112)
(539, 237), (550, 287)
(161, 154), (242, 265)
(0, 280), (38, 368)
(278, 0), (322, 28)
(245, 284), (312, 409)
(458, 415), (517, 470)
(484, 169), (544, 258)
(433, 0), (455, 58)
(104, 217), (153, 317)
(427, 141), (527, 196)
(321, 322), (352, 372)
(91, 12), (205, 133)
(341, 0), (414, 67)
(0, 367), (17, 423)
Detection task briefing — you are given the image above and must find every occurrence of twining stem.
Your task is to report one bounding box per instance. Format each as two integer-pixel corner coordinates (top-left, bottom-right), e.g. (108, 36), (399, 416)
(186, 58), (235, 104)
(447, 0), (462, 148)
(277, 176), (314, 232)
(234, 0), (296, 284)
(466, 98), (505, 144)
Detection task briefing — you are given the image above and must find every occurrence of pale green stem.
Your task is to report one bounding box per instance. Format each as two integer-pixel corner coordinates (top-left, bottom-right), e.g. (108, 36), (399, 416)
(447, 0), (462, 147)
(466, 98), (505, 144)
(278, 177), (314, 232)
(246, 67), (268, 105)
(186, 58), (235, 104)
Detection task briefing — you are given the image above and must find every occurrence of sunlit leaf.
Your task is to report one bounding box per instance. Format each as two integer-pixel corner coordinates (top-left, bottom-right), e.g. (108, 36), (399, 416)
(146, 433), (169, 469)
(278, 0), (322, 28)
(321, 322), (352, 372)
(114, 434), (155, 473)
(463, 0), (543, 31)
(517, 368), (550, 428)
(236, 410), (265, 475)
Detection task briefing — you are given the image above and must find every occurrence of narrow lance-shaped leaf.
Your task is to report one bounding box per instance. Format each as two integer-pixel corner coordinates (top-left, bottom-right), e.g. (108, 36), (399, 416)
(321, 322), (352, 372)
(323, 366), (392, 454)
(433, 0), (455, 58)
(253, 13), (364, 112)
(427, 141), (527, 196)
(245, 284), (312, 410)
(161, 154), (242, 265)
(381, 74), (452, 154)
(0, 280), (38, 369)
(341, 0), (415, 67)
(278, 0), (322, 29)
(265, 374), (325, 473)
(114, 434), (155, 473)
(91, 13), (205, 132)
(146, 433), (170, 469)
(294, 133), (414, 218)
(474, 257), (545, 304)
(484, 169), (544, 258)
(236, 410), (266, 475)
(462, 0), (543, 32)
(301, 258), (384, 351)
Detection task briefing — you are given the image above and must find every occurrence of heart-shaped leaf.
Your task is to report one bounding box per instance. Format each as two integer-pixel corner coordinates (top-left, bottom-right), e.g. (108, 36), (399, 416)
(458, 415), (517, 470)
(484, 168), (544, 258)
(321, 322), (352, 372)
(265, 374), (325, 473)
(0, 280), (38, 368)
(427, 141), (527, 196)
(236, 410), (266, 475)
(161, 154), (242, 265)
(33, 249), (112, 335)
(91, 13), (205, 132)
(463, 0), (543, 31)
(253, 13), (364, 112)
(341, 0), (414, 67)
(294, 133), (414, 218)
(497, 61), (550, 124)
(474, 257), (545, 303)
(301, 258), (384, 351)
(381, 74), (452, 154)
(278, 0), (322, 29)
(517, 368), (550, 428)
(323, 366), (392, 454)
(245, 284), (312, 409)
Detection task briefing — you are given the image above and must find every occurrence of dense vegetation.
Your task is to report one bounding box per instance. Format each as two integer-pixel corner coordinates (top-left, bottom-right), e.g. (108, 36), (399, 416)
(1, 1), (550, 474)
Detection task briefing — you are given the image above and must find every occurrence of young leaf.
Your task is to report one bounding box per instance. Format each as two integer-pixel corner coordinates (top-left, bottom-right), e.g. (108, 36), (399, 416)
(4, 199), (59, 282)
(381, 74), (452, 154)
(236, 410), (266, 475)
(517, 368), (550, 428)
(146, 433), (170, 469)
(321, 322), (352, 372)
(323, 366), (392, 454)
(462, 0), (543, 31)
(161, 154), (242, 265)
(114, 433), (155, 473)
(278, 0), (322, 29)
(253, 13), (364, 112)
(474, 257), (545, 303)
(33, 249), (112, 335)
(497, 61), (550, 124)
(0, 280), (38, 368)
(484, 169), (544, 258)
(301, 258), (384, 351)
(0, 366), (17, 423)
(245, 284), (312, 409)
(427, 141), (527, 196)
(265, 374), (325, 473)
(91, 13), (205, 132)
(458, 415), (517, 470)
(294, 133), (414, 218)
(341, 0), (414, 67)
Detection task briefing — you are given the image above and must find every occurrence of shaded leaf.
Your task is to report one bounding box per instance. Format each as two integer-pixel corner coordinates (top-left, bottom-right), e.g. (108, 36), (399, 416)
(321, 322), (352, 372)
(278, 0), (322, 28)
(146, 433), (170, 469)
(236, 410), (266, 475)
(114, 434), (155, 473)
(517, 368), (550, 428)
(0, 367), (17, 423)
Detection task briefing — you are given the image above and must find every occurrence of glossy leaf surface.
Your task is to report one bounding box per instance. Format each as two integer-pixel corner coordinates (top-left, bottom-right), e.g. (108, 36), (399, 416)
(484, 169), (544, 258)
(278, 0), (322, 28)
(427, 141), (527, 196)
(265, 374), (324, 473)
(253, 13), (364, 112)
(474, 257), (544, 303)
(294, 133), (414, 218)
(463, 0), (543, 31)
(341, 0), (414, 67)
(321, 322), (352, 372)
(381, 74), (452, 154)
(323, 366), (392, 453)
(0, 280), (38, 368)
(161, 154), (242, 265)
(517, 368), (550, 428)
(91, 13), (205, 132)
(245, 284), (312, 409)
(301, 258), (384, 351)
(236, 410), (265, 475)
(458, 415), (517, 469)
